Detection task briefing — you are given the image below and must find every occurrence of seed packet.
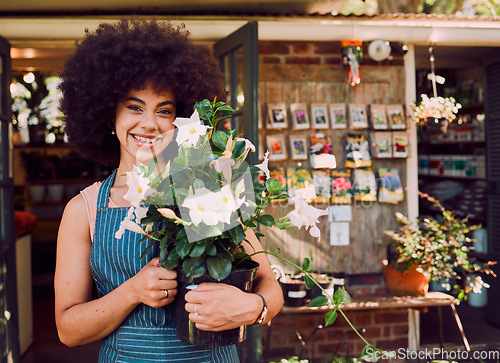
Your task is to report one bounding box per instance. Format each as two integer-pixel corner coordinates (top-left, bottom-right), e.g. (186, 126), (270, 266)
(310, 132), (336, 169)
(311, 169), (331, 204)
(345, 133), (372, 168)
(352, 168), (377, 202)
(378, 168), (404, 204)
(331, 169), (352, 205)
(287, 167), (313, 200)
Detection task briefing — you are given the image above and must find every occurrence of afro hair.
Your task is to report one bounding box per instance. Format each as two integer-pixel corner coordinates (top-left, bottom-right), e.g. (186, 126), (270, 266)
(59, 18), (227, 166)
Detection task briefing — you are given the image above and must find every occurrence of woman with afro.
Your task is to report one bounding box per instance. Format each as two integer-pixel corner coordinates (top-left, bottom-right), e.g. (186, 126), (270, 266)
(54, 18), (283, 362)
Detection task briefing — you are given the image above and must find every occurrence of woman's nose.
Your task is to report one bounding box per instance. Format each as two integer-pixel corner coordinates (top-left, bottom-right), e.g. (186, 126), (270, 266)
(140, 111), (159, 130)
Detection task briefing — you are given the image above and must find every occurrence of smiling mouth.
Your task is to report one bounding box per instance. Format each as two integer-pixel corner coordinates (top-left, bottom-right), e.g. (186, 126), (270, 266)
(132, 134), (161, 145)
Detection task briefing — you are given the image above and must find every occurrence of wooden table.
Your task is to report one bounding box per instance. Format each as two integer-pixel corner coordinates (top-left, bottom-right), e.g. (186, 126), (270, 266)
(276, 292), (469, 352)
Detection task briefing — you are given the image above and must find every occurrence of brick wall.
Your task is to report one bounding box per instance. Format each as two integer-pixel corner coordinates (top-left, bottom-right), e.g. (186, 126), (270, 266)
(262, 308), (409, 363)
(259, 41), (404, 66)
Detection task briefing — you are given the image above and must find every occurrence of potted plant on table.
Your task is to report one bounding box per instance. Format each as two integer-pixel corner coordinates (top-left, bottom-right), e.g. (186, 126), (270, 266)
(383, 189), (496, 299)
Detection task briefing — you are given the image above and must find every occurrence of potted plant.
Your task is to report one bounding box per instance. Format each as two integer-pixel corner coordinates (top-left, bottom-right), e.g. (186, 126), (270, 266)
(412, 94), (462, 134)
(115, 99), (331, 347)
(383, 189), (496, 299)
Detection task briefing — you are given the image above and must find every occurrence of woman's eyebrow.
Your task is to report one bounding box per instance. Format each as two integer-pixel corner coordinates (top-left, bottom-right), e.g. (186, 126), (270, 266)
(125, 96), (145, 104)
(157, 101), (175, 108)
(125, 97), (175, 109)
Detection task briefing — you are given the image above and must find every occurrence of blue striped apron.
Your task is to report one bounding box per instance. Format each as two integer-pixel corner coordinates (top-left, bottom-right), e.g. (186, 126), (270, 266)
(90, 170), (240, 362)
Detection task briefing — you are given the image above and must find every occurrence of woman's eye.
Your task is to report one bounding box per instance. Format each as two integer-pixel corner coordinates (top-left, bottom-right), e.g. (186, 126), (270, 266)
(127, 105), (142, 112)
(158, 108), (174, 116)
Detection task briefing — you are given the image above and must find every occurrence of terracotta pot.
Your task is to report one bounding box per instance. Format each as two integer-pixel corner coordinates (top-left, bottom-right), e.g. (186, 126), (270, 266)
(175, 259), (259, 347)
(381, 260), (429, 296)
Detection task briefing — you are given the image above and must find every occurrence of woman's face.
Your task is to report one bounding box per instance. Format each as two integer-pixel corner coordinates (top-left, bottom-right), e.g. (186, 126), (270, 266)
(115, 86), (176, 168)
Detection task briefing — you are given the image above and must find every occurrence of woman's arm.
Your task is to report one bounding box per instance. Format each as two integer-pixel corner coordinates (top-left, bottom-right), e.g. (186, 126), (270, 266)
(184, 229), (283, 331)
(54, 195), (177, 346)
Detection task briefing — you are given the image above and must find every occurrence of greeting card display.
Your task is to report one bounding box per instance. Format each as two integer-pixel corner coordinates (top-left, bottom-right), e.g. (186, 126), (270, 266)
(352, 168), (377, 202)
(369, 104), (388, 130)
(267, 103), (288, 129)
(386, 104), (406, 129)
(290, 103), (310, 130)
(330, 222), (350, 246)
(392, 132), (409, 158)
(371, 132), (392, 158)
(289, 135), (308, 160)
(348, 104), (368, 129)
(311, 169), (331, 204)
(331, 169), (352, 205)
(378, 168), (404, 204)
(311, 103), (329, 129)
(345, 133), (372, 168)
(287, 167), (312, 200)
(329, 103), (347, 129)
(310, 132), (336, 169)
(266, 134), (287, 160)
(329, 205), (352, 222)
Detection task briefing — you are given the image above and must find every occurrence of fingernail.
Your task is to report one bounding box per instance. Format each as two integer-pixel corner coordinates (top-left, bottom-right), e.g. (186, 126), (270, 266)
(186, 285), (198, 290)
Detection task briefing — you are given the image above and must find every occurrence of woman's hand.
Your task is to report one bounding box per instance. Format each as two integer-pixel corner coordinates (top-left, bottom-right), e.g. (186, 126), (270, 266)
(184, 283), (263, 331)
(129, 257), (177, 308)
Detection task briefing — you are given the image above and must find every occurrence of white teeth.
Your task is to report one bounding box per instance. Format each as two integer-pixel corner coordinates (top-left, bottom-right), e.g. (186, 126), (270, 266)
(133, 135), (157, 144)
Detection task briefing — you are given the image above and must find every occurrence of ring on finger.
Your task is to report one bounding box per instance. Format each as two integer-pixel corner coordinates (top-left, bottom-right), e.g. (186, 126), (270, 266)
(164, 289), (169, 298)
(194, 304), (199, 316)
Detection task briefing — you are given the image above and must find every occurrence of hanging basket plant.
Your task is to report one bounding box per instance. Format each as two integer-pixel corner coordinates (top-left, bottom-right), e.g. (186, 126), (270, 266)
(412, 94), (462, 129)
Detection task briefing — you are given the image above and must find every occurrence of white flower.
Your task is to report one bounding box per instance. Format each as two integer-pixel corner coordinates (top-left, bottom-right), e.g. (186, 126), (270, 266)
(293, 185), (316, 203)
(115, 207), (151, 239)
(173, 110), (211, 147)
(255, 150), (270, 179)
(215, 185), (244, 224)
(234, 137), (256, 168)
(123, 166), (154, 207)
(287, 197), (328, 239)
(210, 155), (235, 183)
(158, 208), (186, 225)
(182, 187), (220, 226)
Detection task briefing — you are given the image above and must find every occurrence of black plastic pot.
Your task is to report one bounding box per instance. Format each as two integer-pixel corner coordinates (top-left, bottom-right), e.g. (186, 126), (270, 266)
(306, 277), (335, 301)
(280, 277), (307, 307)
(175, 259), (259, 347)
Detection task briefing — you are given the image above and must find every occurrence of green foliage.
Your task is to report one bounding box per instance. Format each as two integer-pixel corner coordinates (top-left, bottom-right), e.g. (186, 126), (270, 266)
(136, 99), (295, 281)
(384, 190), (496, 300)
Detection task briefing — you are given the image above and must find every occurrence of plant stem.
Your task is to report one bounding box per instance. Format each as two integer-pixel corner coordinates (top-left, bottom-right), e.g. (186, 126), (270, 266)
(250, 250), (372, 347)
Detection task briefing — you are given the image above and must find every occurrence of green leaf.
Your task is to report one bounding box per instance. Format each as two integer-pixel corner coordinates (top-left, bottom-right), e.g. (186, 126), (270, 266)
(193, 178), (205, 190)
(360, 344), (378, 362)
(182, 256), (205, 277)
(206, 244), (217, 256)
(308, 296), (328, 307)
(324, 309), (338, 327)
(255, 214), (275, 227)
(207, 255), (232, 281)
(228, 224), (246, 244)
(176, 241), (193, 259)
(304, 274), (315, 289)
(232, 140), (246, 159)
(302, 257), (312, 272)
(215, 104), (234, 113)
(339, 287), (351, 304)
(333, 288), (344, 305)
(212, 131), (228, 151)
(189, 243), (206, 258)
(266, 177), (283, 194)
(139, 240), (156, 261)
